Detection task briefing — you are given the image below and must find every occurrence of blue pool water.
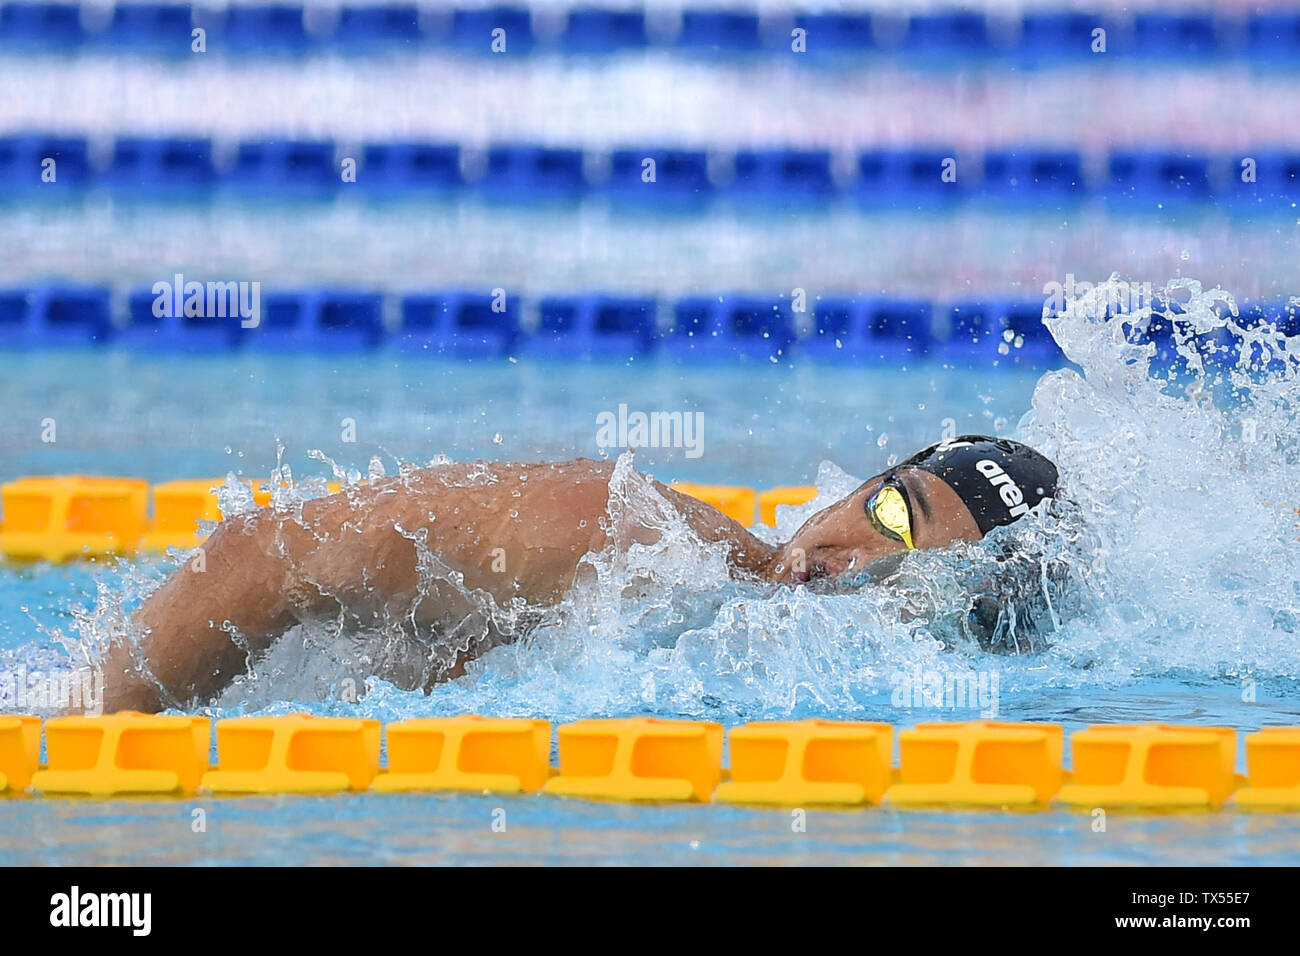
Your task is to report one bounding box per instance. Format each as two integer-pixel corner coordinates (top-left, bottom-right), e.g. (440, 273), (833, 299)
(4, 289), (1300, 865)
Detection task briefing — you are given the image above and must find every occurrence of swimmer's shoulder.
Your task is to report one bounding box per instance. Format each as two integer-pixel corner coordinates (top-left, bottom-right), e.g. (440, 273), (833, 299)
(305, 458), (620, 515)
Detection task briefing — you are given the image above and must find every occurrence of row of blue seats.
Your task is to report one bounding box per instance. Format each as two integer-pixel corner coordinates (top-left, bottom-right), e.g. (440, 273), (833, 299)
(1, 284), (1296, 365)
(2, 4), (1300, 60)
(3, 136), (1299, 203)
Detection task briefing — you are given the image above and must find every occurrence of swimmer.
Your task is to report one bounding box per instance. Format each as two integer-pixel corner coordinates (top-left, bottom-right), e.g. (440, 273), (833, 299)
(101, 435), (1058, 713)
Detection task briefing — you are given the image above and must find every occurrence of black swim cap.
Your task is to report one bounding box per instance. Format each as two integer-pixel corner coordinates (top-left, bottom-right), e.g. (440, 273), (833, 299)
(900, 435), (1058, 536)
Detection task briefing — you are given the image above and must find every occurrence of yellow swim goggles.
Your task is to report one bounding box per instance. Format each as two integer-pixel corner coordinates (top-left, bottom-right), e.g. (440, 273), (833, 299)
(865, 477), (915, 550)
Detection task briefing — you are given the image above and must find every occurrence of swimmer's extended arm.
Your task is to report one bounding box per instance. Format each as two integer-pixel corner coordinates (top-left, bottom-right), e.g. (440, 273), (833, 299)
(652, 481), (778, 576)
(101, 510), (301, 713)
(101, 460), (780, 713)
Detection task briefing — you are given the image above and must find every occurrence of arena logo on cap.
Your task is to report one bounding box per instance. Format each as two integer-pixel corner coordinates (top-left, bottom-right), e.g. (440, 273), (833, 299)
(975, 458), (1030, 517)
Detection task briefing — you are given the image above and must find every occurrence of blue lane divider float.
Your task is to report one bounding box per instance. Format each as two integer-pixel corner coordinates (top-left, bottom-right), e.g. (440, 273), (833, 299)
(0, 285), (112, 347)
(204, 3), (313, 54)
(360, 142), (462, 191)
(2, 133), (1300, 208)
(525, 295), (657, 360)
(1107, 150), (1213, 203)
(0, 2), (84, 46)
(0, 134), (92, 187)
(106, 137), (216, 190)
(603, 147), (712, 204)
(107, 2), (195, 50)
(677, 9), (762, 53)
(1133, 12), (1218, 57)
(855, 148), (963, 205)
(247, 289), (386, 351)
(730, 149), (835, 199)
(117, 287), (242, 350)
(399, 292), (520, 357)
(939, 300), (1066, 368)
(480, 144), (587, 196)
(1018, 11), (1098, 62)
(1, 5), (1299, 62)
(901, 9), (991, 56)
(981, 149), (1085, 202)
(446, 4), (534, 53)
(336, 3), (422, 49)
(792, 12), (874, 51)
(0, 282), (1294, 370)
(803, 298), (933, 363)
(671, 296), (796, 361)
(228, 139), (339, 193)
(562, 8), (647, 53)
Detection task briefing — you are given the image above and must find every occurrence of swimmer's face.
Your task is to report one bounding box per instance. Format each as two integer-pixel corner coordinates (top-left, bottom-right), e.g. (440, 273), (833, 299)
(771, 468), (982, 585)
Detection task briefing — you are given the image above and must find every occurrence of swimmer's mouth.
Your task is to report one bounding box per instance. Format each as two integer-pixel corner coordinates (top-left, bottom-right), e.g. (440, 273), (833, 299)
(795, 559), (841, 584)
(794, 553), (901, 587)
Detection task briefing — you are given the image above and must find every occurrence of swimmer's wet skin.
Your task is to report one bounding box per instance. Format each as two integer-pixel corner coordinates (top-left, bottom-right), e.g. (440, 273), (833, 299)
(101, 435), (1057, 713)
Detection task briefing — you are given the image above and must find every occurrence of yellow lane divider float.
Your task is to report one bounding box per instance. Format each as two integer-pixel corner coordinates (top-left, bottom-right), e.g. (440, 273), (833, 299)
(1057, 723), (1241, 809)
(374, 716), (551, 794)
(3, 716), (1299, 811)
(0, 476), (817, 562)
(202, 715), (380, 794)
(0, 476), (149, 561)
(716, 719), (892, 807)
(0, 715), (41, 793)
(543, 717), (723, 802)
(31, 713), (209, 797)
